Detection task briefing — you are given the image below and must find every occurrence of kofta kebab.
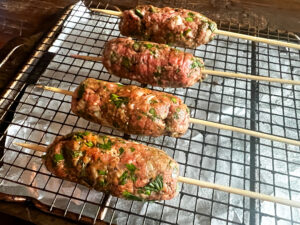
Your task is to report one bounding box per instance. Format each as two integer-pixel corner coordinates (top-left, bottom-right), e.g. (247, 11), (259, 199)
(15, 131), (300, 207)
(92, 5), (300, 50)
(37, 78), (300, 146)
(72, 38), (300, 87)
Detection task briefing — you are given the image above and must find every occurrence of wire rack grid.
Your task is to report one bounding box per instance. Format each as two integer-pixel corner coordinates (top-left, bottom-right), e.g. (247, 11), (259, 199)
(0, 1), (300, 225)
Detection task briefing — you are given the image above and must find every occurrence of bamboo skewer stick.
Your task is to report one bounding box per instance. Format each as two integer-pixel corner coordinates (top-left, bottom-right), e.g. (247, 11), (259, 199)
(15, 142), (47, 152)
(36, 85), (300, 146)
(71, 54), (300, 85)
(215, 29), (300, 50)
(13, 142), (300, 208)
(189, 118), (300, 146)
(177, 176), (300, 208)
(91, 8), (300, 50)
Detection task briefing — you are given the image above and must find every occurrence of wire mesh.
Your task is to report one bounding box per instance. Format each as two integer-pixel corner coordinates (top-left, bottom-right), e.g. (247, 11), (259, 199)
(0, 1), (300, 225)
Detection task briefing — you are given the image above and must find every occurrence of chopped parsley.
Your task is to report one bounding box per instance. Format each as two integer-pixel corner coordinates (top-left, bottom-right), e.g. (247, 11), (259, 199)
(121, 57), (132, 70)
(170, 97), (177, 103)
(74, 131), (90, 141)
(122, 191), (143, 201)
(119, 171), (128, 185)
(183, 28), (192, 36)
(149, 108), (157, 119)
(153, 71), (161, 77)
(208, 21), (217, 32)
(72, 150), (82, 158)
(130, 147), (135, 152)
(188, 12), (195, 17)
(135, 9), (143, 18)
(126, 163), (136, 172)
(153, 66), (163, 77)
(97, 137), (113, 150)
(99, 180), (107, 186)
(173, 112), (179, 119)
(116, 83), (124, 87)
(185, 17), (193, 22)
(85, 141), (94, 147)
(138, 175), (163, 195)
(110, 93), (129, 108)
(137, 115), (142, 120)
(149, 6), (157, 13)
(119, 147), (125, 155)
(110, 51), (118, 63)
(54, 154), (64, 163)
(77, 84), (85, 99)
(133, 42), (140, 51)
(191, 58), (204, 69)
(98, 170), (107, 175)
(144, 43), (153, 49)
(150, 99), (158, 104)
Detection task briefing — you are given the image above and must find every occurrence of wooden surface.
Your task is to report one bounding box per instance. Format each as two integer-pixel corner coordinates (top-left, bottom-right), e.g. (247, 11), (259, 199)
(0, 0), (77, 49)
(84, 0), (300, 32)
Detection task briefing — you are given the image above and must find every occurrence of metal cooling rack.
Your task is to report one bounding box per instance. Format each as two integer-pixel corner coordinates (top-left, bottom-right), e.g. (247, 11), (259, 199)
(1, 1), (300, 225)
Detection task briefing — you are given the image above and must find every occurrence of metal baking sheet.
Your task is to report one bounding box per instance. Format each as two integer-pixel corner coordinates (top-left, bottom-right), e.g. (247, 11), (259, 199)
(1, 1), (300, 224)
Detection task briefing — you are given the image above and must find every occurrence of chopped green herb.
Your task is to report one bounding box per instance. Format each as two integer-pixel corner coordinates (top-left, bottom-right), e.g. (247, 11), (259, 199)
(110, 51), (118, 63)
(116, 83), (124, 87)
(190, 58), (204, 69)
(54, 154), (64, 163)
(135, 9), (143, 18)
(150, 99), (158, 104)
(74, 131), (90, 141)
(72, 150), (82, 158)
(131, 174), (137, 182)
(188, 12), (195, 17)
(208, 21), (217, 32)
(98, 170), (107, 175)
(119, 171), (128, 185)
(144, 43), (153, 49)
(85, 141), (94, 147)
(183, 28), (192, 36)
(173, 112), (179, 119)
(97, 138), (113, 150)
(149, 108), (157, 119)
(110, 93), (129, 108)
(77, 84), (85, 99)
(138, 175), (163, 195)
(137, 115), (142, 120)
(153, 71), (161, 77)
(149, 6), (157, 13)
(176, 68), (181, 73)
(126, 163), (136, 172)
(99, 179), (107, 186)
(119, 147), (125, 155)
(130, 147), (135, 152)
(122, 190), (143, 201)
(170, 97), (177, 103)
(133, 42), (140, 51)
(121, 57), (132, 70)
(185, 17), (193, 22)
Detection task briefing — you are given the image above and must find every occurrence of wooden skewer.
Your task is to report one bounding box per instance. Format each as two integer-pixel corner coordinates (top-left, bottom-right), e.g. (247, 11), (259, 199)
(91, 8), (300, 50)
(14, 142), (47, 152)
(177, 176), (300, 208)
(215, 29), (300, 50)
(14, 142), (300, 208)
(189, 118), (300, 146)
(71, 54), (300, 85)
(37, 85), (300, 146)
